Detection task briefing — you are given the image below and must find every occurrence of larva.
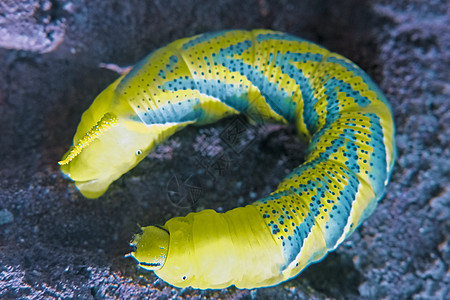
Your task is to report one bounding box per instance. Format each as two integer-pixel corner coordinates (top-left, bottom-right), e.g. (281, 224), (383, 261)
(59, 29), (396, 289)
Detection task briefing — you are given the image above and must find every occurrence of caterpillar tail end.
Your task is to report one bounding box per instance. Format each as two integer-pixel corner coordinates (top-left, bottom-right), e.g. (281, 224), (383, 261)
(129, 225), (169, 271)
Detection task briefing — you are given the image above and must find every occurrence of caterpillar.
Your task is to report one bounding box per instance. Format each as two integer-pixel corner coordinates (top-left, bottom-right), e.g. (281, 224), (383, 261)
(59, 29), (396, 289)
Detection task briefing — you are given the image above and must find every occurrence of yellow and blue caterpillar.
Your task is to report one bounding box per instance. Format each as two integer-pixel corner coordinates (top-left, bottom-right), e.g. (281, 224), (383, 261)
(59, 29), (396, 289)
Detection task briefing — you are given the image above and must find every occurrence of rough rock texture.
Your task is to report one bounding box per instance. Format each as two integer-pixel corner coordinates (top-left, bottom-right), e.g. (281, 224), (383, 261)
(0, 0), (449, 299)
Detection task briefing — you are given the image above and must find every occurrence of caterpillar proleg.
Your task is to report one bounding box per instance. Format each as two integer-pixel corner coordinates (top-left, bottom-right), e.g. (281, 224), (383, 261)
(60, 30), (396, 289)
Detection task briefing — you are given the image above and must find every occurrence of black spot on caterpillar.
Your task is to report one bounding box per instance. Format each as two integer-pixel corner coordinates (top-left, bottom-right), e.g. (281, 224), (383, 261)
(59, 29), (396, 289)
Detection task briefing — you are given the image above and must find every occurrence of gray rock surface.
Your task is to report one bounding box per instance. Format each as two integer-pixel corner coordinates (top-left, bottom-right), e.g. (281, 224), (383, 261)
(0, 0), (449, 299)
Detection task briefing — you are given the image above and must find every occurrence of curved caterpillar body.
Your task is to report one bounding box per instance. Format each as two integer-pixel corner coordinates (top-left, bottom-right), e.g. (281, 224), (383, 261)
(60, 30), (396, 289)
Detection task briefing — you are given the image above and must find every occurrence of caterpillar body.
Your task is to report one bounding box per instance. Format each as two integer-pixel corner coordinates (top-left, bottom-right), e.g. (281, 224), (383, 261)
(60, 29), (396, 289)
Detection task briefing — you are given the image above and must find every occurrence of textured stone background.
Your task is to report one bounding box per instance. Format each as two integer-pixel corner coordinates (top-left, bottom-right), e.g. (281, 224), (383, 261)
(0, 0), (449, 299)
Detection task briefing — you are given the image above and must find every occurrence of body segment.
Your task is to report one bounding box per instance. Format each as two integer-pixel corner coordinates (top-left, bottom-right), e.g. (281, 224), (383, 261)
(60, 30), (396, 289)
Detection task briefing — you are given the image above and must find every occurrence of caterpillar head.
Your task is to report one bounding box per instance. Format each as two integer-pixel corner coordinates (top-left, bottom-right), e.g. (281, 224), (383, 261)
(129, 225), (169, 271)
(59, 81), (162, 198)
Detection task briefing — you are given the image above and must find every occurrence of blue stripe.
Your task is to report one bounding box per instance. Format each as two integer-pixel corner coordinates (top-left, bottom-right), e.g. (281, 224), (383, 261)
(326, 56), (389, 107)
(163, 78), (250, 113)
(132, 98), (201, 125)
(182, 31), (230, 50)
(256, 33), (307, 43)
